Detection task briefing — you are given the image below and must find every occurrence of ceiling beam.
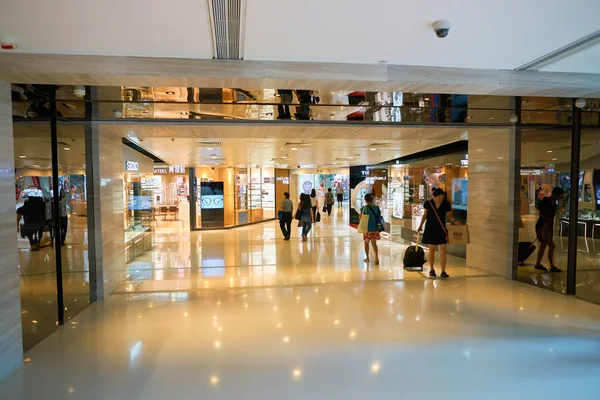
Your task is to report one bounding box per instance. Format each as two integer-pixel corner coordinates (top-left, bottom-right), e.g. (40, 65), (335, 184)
(516, 30), (600, 71)
(1, 53), (600, 97)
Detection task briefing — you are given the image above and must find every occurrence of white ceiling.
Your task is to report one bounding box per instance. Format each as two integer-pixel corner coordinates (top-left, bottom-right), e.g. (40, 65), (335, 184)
(2, 0), (600, 73)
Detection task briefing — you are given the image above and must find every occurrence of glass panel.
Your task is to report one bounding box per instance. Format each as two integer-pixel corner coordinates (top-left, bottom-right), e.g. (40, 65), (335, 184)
(575, 128), (600, 304)
(518, 127), (572, 293)
(57, 122), (91, 321)
(12, 84), (59, 351)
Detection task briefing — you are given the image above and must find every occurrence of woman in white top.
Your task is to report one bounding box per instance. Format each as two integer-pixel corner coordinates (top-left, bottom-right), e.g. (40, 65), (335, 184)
(310, 189), (319, 222)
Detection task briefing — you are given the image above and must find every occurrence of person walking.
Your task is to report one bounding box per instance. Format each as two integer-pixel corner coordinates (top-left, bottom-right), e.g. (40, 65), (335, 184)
(360, 193), (382, 265)
(297, 193), (314, 242)
(534, 187), (566, 272)
(59, 191), (69, 246)
(310, 189), (319, 222)
(325, 188), (334, 216)
(335, 184), (344, 208)
(418, 188), (456, 278)
(276, 90), (293, 119)
(279, 192), (293, 240)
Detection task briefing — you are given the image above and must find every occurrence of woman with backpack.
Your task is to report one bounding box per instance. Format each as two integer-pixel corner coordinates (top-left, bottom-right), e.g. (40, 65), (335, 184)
(359, 193), (382, 265)
(417, 188), (457, 278)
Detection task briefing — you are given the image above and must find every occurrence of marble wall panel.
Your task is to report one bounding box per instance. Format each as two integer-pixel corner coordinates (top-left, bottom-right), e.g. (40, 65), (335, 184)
(0, 81), (23, 380)
(467, 128), (519, 278)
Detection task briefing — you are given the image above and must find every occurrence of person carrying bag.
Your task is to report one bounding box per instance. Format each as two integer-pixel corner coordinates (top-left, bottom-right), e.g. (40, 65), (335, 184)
(417, 188), (458, 278)
(358, 193), (383, 265)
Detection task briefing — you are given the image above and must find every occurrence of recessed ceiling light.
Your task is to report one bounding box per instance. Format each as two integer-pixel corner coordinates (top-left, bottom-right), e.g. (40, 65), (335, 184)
(281, 156), (288, 159)
(64, 147), (70, 151)
(165, 91), (175, 95)
(348, 156), (354, 159)
(488, 117), (494, 120)
(211, 156), (217, 159)
(467, 116), (472, 119)
(291, 148), (298, 151)
(332, 162), (338, 165)
(546, 150), (553, 153)
(206, 147), (214, 151)
(19, 155), (26, 159)
(369, 148), (377, 151)
(552, 157), (558, 161)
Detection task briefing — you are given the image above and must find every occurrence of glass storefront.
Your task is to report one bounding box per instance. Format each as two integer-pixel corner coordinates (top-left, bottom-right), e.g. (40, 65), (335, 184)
(351, 148), (469, 258)
(193, 166), (284, 229)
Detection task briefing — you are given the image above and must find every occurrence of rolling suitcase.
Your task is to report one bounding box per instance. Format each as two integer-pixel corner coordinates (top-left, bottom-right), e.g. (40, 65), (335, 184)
(404, 234), (426, 271)
(518, 240), (537, 265)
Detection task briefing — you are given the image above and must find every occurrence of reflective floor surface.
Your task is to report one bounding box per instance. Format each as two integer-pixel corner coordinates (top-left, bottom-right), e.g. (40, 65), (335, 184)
(1, 276), (600, 399)
(116, 209), (477, 293)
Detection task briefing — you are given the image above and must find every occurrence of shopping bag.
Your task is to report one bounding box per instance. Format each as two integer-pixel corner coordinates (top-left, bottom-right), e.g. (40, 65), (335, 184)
(447, 224), (470, 245)
(357, 214), (369, 234)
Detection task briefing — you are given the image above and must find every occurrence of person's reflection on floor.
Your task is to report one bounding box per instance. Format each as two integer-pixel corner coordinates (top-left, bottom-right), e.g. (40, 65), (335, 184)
(277, 90), (293, 119)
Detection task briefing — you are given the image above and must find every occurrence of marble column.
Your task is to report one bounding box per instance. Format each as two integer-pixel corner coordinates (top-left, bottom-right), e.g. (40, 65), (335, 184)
(467, 128), (520, 278)
(86, 125), (126, 299)
(0, 81), (23, 380)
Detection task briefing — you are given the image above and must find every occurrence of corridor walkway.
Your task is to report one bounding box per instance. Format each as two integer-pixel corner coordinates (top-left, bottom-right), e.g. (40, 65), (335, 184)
(3, 212), (599, 399)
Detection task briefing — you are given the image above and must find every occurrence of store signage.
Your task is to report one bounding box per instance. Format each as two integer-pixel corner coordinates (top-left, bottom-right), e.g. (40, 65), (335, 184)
(126, 161), (139, 171)
(276, 176), (290, 184)
(521, 169), (542, 175)
(153, 164), (186, 174)
(460, 155), (469, 167)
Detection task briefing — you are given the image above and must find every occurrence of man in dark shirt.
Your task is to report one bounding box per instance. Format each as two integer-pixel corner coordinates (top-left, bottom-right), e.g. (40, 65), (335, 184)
(534, 187), (566, 272)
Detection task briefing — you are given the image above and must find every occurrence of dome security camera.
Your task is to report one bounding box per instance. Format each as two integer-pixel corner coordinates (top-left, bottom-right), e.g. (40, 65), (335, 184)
(433, 20), (451, 38)
(73, 85), (86, 98)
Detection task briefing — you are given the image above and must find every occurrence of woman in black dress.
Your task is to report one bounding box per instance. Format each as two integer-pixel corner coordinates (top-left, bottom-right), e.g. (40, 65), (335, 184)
(417, 188), (456, 278)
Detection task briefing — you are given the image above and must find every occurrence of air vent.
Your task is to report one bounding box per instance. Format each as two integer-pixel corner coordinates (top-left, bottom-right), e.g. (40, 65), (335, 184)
(208, 0), (247, 60)
(195, 141), (223, 147)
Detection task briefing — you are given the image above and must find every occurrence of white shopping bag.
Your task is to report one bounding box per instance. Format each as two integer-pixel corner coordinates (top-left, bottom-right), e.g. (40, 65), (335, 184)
(357, 214), (369, 234)
(448, 224), (470, 245)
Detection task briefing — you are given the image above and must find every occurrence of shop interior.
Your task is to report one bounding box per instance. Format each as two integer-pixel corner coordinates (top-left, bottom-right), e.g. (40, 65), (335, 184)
(518, 127), (600, 303)
(353, 146), (469, 258)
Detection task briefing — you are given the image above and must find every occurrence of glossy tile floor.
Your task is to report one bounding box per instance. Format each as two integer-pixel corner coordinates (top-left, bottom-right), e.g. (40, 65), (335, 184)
(2, 277), (600, 399)
(4, 210), (600, 398)
(117, 208), (478, 294)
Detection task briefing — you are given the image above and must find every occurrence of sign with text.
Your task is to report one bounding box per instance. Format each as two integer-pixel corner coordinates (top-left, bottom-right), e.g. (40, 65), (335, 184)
(154, 164), (186, 174)
(126, 161), (139, 171)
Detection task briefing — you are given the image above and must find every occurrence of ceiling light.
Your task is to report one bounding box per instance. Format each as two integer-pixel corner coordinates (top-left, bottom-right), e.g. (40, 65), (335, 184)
(165, 91), (175, 95)
(348, 156), (354, 159)
(552, 157), (558, 161)
(332, 162), (337, 165)
(281, 156), (288, 159)
(211, 156), (218, 159)
(290, 147), (298, 151)
(488, 117), (494, 120)
(467, 116), (472, 119)
(19, 155), (26, 159)
(64, 147), (70, 151)
(180, 112), (188, 115)
(206, 147), (214, 151)
(546, 150), (553, 153)
(369, 148), (377, 151)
